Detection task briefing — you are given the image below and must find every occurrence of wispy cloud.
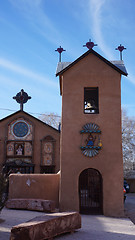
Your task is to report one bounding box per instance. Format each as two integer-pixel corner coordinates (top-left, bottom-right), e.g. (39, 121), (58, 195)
(8, 0), (80, 59)
(122, 104), (135, 117)
(88, 0), (114, 60)
(88, 0), (135, 88)
(0, 58), (57, 88)
(9, 0), (60, 45)
(127, 74), (135, 86)
(122, 103), (135, 109)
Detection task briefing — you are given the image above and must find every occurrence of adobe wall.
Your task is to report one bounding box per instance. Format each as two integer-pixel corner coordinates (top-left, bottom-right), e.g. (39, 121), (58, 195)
(126, 179), (135, 193)
(8, 173), (60, 208)
(0, 112), (60, 173)
(59, 54), (124, 217)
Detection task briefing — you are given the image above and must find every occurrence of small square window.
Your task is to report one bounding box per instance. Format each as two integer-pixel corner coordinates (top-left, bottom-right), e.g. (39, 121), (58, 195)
(84, 87), (99, 114)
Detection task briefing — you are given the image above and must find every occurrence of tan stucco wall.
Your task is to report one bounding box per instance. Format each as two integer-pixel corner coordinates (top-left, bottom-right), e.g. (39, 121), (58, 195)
(0, 112), (60, 173)
(9, 173), (60, 207)
(59, 53), (124, 217)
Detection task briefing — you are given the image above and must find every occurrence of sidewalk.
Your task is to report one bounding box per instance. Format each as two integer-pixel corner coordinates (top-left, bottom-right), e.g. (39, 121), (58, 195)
(124, 193), (135, 224)
(0, 208), (45, 240)
(0, 195), (135, 240)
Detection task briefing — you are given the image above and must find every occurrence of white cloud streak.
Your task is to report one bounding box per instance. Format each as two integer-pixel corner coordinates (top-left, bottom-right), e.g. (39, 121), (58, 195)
(9, 0), (60, 45)
(88, 0), (135, 87)
(8, 0), (81, 59)
(8, 0), (135, 88)
(8, 0), (82, 60)
(0, 58), (57, 88)
(122, 103), (135, 109)
(127, 74), (135, 86)
(88, 0), (114, 60)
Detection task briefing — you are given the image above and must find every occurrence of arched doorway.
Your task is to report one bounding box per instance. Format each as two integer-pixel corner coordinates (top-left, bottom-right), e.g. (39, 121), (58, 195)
(79, 168), (103, 214)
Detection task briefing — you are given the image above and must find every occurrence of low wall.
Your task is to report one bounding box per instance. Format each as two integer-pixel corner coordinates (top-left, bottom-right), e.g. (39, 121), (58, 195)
(126, 179), (135, 193)
(8, 173), (60, 208)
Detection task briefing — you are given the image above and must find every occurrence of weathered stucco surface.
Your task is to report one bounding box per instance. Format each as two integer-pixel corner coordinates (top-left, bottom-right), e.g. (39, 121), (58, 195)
(9, 173), (60, 208)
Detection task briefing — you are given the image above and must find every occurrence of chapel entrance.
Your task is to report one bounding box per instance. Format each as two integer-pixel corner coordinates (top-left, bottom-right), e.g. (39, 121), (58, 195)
(79, 168), (103, 214)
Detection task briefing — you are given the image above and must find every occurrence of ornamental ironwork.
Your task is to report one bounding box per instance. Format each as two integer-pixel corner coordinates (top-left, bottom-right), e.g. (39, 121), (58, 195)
(80, 123), (102, 157)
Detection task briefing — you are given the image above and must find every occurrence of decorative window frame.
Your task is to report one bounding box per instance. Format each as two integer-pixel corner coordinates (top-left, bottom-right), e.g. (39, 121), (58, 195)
(11, 119), (31, 139)
(5, 117), (34, 166)
(40, 135), (56, 166)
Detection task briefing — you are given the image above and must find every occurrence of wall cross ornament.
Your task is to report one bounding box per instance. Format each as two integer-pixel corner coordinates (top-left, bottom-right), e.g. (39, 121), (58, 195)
(80, 123), (102, 157)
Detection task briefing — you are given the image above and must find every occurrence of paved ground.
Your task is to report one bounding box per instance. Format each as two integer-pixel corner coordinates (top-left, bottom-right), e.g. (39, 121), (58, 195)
(124, 193), (135, 224)
(0, 209), (46, 240)
(0, 194), (135, 240)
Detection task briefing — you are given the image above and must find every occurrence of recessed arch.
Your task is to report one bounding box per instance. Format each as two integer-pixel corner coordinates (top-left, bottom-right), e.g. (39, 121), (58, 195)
(79, 168), (103, 214)
(40, 135), (56, 173)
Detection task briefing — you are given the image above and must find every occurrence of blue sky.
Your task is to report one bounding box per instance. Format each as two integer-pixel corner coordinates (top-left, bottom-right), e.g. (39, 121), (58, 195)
(0, 0), (135, 119)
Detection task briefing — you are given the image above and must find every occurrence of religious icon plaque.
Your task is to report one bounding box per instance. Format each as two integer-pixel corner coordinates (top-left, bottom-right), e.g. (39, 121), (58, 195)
(80, 123), (102, 157)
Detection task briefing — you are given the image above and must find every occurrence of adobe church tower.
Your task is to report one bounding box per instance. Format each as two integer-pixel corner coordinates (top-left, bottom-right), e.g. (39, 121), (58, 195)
(56, 44), (127, 216)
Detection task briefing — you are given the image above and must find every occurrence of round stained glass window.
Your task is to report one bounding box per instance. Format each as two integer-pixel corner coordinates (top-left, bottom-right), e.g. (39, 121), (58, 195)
(13, 122), (29, 137)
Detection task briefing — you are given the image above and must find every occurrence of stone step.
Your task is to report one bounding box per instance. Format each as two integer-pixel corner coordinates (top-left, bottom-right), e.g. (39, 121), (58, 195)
(10, 212), (81, 240)
(6, 199), (55, 212)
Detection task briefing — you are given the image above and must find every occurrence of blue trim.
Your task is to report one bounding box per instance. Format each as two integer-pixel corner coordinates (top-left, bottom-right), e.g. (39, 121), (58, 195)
(80, 130), (101, 133)
(80, 146), (101, 150)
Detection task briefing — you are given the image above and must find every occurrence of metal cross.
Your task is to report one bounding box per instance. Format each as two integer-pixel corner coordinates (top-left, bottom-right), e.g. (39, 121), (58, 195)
(83, 39), (98, 50)
(55, 46), (66, 62)
(115, 44), (126, 61)
(13, 89), (31, 111)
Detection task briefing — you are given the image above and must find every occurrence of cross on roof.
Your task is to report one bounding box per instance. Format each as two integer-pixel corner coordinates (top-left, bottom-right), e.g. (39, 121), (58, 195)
(115, 44), (126, 60)
(55, 46), (66, 62)
(13, 89), (31, 111)
(83, 39), (98, 50)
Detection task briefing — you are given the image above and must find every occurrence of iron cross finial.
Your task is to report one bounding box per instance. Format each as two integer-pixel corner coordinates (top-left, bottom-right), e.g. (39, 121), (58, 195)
(83, 39), (98, 50)
(55, 46), (66, 62)
(115, 44), (126, 61)
(13, 89), (31, 111)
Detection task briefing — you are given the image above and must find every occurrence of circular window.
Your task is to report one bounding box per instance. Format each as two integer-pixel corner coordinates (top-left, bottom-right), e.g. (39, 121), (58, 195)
(13, 121), (29, 138)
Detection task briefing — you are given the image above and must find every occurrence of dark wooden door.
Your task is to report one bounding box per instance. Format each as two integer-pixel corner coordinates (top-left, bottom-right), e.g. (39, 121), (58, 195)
(79, 168), (103, 214)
